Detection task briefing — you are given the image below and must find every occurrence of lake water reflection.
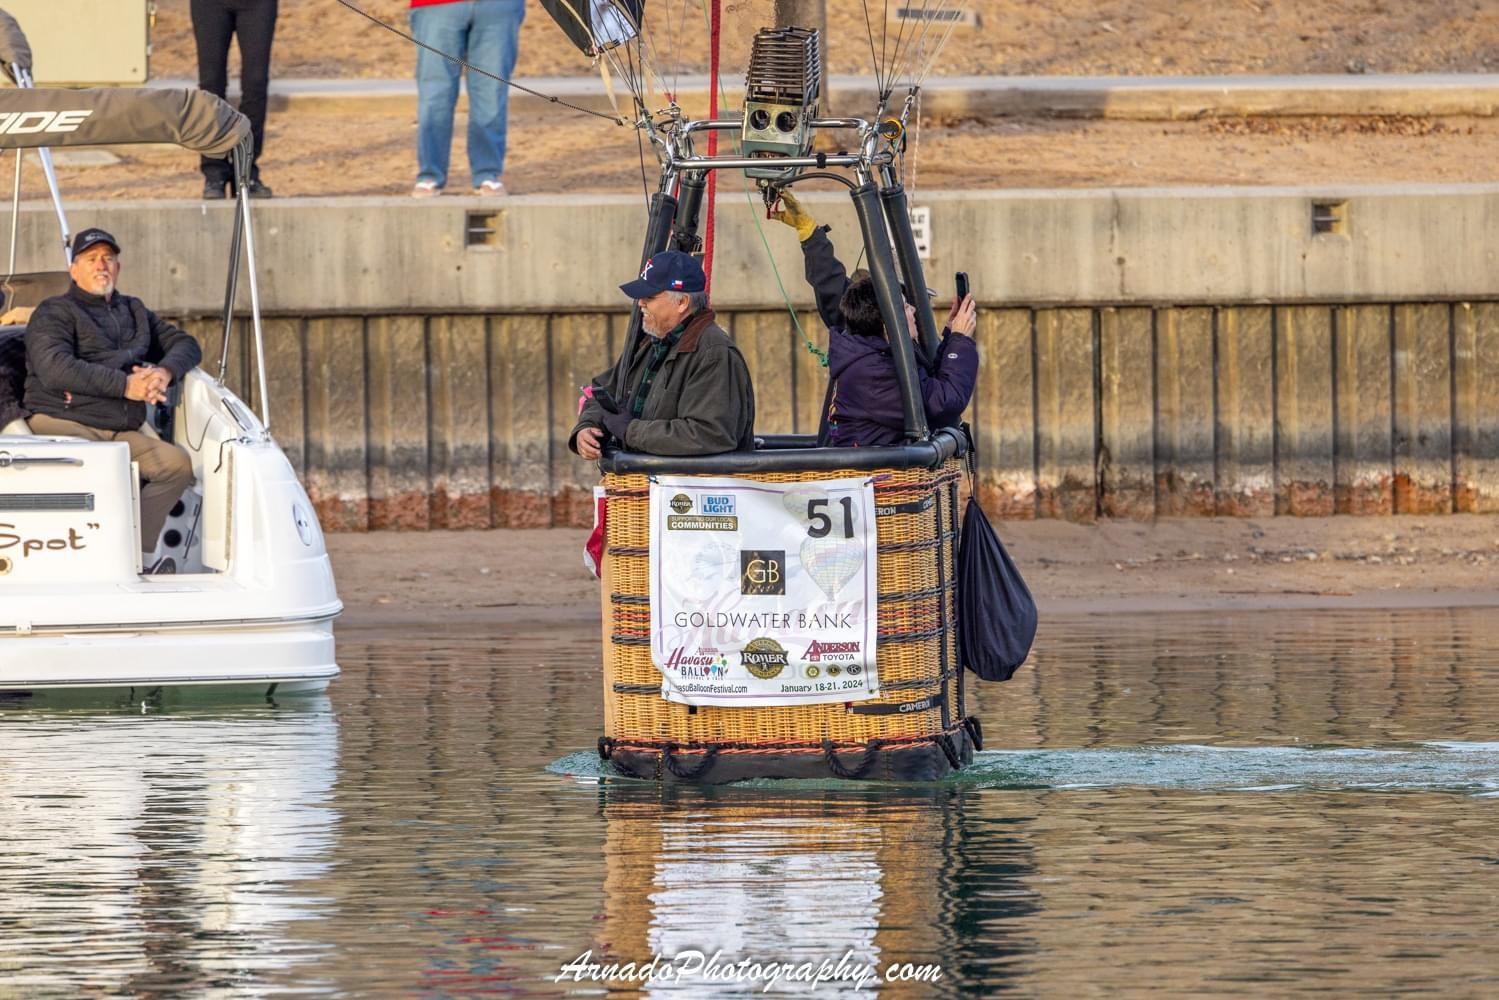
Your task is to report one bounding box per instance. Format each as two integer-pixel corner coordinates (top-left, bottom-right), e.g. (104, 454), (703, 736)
(1, 608), (1497, 995)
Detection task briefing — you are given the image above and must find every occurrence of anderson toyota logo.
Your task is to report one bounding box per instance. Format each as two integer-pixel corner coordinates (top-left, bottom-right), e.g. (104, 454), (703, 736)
(803, 640), (860, 662)
(0, 110), (93, 135)
(741, 638), (789, 679)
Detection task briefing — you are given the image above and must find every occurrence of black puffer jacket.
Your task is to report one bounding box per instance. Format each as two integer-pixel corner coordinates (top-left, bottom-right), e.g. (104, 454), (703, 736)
(24, 283), (202, 432)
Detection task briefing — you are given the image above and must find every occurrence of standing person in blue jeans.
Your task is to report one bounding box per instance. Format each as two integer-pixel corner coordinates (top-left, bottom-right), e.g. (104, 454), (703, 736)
(409, 0), (526, 198)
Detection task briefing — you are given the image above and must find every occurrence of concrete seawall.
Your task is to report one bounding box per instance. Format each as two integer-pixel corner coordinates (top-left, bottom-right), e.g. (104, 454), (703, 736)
(6, 188), (1498, 527)
(181, 301), (1499, 529)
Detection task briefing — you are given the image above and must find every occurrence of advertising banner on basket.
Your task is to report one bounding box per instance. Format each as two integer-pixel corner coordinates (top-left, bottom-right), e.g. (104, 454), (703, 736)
(649, 475), (879, 706)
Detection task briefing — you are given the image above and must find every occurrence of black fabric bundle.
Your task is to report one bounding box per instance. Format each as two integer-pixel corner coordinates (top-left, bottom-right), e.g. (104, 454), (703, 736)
(957, 494), (1037, 682)
(0, 328), (28, 429)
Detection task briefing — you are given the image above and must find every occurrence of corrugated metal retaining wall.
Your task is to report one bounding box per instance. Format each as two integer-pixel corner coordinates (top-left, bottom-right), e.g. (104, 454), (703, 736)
(183, 302), (1499, 530)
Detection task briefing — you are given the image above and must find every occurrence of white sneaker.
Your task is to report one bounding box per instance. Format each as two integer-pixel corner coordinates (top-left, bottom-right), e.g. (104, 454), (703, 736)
(477, 178), (508, 196)
(412, 179), (441, 198)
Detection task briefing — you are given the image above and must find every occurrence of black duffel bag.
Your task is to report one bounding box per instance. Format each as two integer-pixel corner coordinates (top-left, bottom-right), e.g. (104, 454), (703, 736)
(957, 493), (1037, 682)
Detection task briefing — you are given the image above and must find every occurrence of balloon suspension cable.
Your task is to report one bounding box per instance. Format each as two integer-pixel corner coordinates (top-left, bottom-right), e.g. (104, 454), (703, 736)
(885, 0), (969, 90)
(335, 0), (628, 125)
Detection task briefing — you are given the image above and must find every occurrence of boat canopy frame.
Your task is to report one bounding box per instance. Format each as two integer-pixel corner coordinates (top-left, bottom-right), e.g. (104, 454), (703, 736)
(0, 78), (274, 434)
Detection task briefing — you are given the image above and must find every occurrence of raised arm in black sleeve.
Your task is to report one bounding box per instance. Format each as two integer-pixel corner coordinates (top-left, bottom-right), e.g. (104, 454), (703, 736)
(800, 226), (850, 330)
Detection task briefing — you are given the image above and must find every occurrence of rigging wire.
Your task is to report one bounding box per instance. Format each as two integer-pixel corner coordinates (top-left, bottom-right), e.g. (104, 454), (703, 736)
(880, 0), (891, 97)
(885, 0), (944, 89)
(884, 0), (917, 88)
(859, 0), (886, 100)
(589, 0), (652, 113)
(334, 0), (627, 124)
(911, 0), (970, 86)
(624, 0), (679, 107)
(909, 90), (921, 198)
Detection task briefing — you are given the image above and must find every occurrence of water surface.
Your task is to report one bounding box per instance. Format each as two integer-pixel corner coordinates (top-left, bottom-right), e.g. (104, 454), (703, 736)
(2, 608), (1497, 995)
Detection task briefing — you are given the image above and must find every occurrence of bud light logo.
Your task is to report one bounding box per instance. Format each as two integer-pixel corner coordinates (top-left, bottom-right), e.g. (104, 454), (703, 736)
(701, 494), (736, 515)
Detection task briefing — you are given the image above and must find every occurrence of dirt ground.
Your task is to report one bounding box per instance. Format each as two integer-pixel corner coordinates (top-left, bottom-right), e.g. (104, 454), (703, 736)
(146, 0), (1499, 81)
(330, 515), (1499, 628)
(4, 1), (1490, 200)
(15, 111), (1499, 201)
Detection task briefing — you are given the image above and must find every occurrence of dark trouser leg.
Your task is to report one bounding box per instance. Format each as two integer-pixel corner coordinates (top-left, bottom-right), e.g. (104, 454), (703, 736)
(192, 0), (236, 187)
(233, 0), (279, 179)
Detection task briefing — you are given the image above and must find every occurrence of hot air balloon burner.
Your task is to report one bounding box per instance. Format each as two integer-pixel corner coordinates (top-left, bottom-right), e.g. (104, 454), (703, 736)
(740, 26), (821, 179)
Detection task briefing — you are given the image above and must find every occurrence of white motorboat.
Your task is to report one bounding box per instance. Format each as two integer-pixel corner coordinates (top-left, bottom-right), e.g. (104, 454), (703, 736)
(0, 22), (339, 694)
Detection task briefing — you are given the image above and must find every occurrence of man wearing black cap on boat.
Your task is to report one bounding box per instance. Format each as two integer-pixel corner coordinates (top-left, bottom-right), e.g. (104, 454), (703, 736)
(570, 250), (755, 459)
(23, 228), (202, 564)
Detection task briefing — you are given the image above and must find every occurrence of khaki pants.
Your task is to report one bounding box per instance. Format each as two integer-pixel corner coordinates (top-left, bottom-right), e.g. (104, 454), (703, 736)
(28, 413), (195, 552)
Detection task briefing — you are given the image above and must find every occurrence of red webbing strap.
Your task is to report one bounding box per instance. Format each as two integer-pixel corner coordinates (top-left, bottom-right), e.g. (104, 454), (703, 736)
(703, 0), (721, 291)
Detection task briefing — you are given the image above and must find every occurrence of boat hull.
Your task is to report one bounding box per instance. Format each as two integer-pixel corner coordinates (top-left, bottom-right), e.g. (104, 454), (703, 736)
(0, 619), (338, 692)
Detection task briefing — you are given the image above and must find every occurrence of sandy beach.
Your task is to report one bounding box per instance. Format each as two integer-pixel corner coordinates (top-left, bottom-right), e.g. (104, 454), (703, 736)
(330, 514), (1499, 630)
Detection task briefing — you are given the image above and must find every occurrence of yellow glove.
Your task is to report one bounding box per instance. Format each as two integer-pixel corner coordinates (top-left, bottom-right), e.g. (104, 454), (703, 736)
(772, 190), (818, 242)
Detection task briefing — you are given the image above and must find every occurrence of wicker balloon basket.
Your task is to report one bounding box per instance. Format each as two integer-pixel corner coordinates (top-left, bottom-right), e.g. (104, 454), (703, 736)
(596, 457), (981, 783)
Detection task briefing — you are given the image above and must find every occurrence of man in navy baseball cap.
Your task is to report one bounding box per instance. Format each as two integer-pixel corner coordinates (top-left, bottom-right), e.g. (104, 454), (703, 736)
(569, 250), (755, 459)
(618, 249), (706, 299)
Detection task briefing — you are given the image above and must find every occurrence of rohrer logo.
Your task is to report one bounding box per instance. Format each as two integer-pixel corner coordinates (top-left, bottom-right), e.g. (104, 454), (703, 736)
(740, 549), (785, 595)
(0, 110), (92, 135)
(669, 493), (693, 514)
(741, 638), (789, 679)
(803, 640), (860, 662)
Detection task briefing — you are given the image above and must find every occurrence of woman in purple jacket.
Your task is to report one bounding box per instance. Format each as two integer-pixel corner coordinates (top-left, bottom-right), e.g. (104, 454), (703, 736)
(774, 192), (979, 447)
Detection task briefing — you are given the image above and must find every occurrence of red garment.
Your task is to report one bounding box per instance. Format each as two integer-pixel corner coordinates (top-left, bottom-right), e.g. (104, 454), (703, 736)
(410, 0), (464, 6)
(583, 489), (607, 579)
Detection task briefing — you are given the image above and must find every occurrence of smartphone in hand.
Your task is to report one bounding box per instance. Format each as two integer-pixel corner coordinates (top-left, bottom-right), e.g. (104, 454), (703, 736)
(591, 383), (620, 414)
(954, 271), (970, 301)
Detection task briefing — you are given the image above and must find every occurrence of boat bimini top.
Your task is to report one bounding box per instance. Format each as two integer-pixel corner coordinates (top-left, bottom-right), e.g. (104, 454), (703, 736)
(0, 70), (276, 429)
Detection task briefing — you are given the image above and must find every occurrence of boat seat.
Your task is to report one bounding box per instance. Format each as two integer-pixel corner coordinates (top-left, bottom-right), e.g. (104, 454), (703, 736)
(1, 415), (161, 440)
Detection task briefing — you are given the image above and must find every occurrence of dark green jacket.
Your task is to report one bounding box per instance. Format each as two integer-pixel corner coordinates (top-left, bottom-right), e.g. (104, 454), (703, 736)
(570, 309), (755, 456)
